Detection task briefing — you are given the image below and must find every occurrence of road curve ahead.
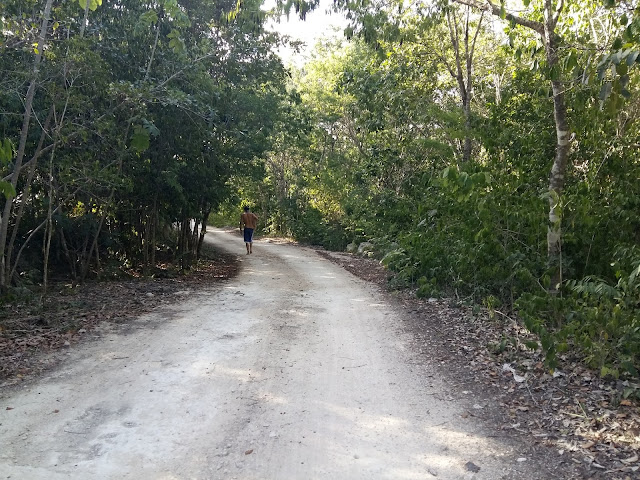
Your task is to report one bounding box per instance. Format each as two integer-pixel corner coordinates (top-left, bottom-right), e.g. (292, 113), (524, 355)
(1, 229), (544, 479)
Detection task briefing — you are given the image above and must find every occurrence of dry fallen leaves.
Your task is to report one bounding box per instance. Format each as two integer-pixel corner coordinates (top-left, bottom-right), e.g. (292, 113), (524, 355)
(0, 251), (239, 385)
(321, 249), (640, 480)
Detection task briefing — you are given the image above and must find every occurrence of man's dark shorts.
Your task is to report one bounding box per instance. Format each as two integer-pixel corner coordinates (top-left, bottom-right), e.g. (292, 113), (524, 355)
(243, 228), (254, 243)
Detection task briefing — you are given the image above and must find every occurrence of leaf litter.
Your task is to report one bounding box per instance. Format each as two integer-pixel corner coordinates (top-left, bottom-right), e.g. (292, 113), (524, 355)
(318, 249), (640, 480)
(0, 249), (238, 387)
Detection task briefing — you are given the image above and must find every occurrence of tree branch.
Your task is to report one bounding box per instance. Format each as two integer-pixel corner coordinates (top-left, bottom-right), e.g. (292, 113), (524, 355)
(453, 0), (544, 36)
(553, 0), (564, 28)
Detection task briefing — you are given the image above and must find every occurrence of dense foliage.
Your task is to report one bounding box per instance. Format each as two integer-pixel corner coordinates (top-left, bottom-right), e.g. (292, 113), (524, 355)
(0, 0), (289, 286)
(243, 1), (640, 379)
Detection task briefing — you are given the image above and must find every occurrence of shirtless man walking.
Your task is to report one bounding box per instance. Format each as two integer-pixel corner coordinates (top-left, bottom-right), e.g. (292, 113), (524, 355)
(239, 206), (259, 254)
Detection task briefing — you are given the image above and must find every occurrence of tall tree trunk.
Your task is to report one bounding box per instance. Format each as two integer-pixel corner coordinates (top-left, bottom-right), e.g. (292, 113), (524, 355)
(78, 219), (92, 280)
(444, 6), (483, 164)
(197, 207), (211, 258)
(80, 122), (130, 280)
(80, 205), (109, 283)
(143, 211), (151, 274)
(6, 107), (53, 276)
(179, 218), (191, 270)
(80, 0), (91, 37)
(144, 23), (161, 82)
(0, 0), (53, 290)
(544, 0), (570, 291)
(151, 193), (158, 266)
(456, 0), (570, 290)
(59, 226), (77, 284)
(42, 150), (55, 295)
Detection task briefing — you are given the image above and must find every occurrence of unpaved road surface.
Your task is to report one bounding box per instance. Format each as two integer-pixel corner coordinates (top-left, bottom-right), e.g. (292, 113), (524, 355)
(1, 229), (553, 479)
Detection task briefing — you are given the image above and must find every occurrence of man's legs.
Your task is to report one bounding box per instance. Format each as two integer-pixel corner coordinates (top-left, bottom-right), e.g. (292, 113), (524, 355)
(249, 241), (253, 254)
(243, 227), (253, 254)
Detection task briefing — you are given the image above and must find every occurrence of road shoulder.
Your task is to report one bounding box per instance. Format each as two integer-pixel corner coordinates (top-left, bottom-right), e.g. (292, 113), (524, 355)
(317, 249), (640, 480)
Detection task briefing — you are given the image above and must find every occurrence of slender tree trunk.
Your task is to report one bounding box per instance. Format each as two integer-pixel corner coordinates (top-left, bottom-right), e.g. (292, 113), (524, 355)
(6, 107), (53, 275)
(80, 122), (130, 280)
(0, 0), (53, 290)
(151, 193), (158, 266)
(445, 6), (483, 163)
(95, 239), (100, 273)
(179, 218), (190, 270)
(43, 151), (55, 294)
(144, 24), (161, 82)
(197, 207), (211, 259)
(189, 217), (198, 258)
(59, 227), (77, 284)
(544, 1), (570, 291)
(143, 211), (151, 274)
(177, 219), (184, 265)
(80, 0), (91, 37)
(184, 219), (192, 270)
(464, 9), (483, 163)
(190, 218), (198, 261)
(78, 219), (92, 280)
(80, 204), (109, 282)
(455, 0), (570, 290)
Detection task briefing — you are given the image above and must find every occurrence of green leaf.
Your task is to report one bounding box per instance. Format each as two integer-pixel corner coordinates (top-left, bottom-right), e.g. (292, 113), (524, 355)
(596, 53), (610, 70)
(142, 119), (160, 137)
(442, 166), (458, 182)
(626, 51), (639, 66)
(565, 50), (578, 72)
(620, 74), (630, 88)
(628, 262), (640, 286)
(131, 125), (150, 152)
(0, 138), (13, 164)
(167, 29), (186, 54)
(617, 62), (628, 76)
(78, 0), (103, 12)
(611, 51), (622, 65)
(137, 10), (159, 29)
(0, 180), (16, 200)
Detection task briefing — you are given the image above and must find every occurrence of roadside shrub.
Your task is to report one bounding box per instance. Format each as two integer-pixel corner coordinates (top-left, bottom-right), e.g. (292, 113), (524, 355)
(517, 247), (640, 376)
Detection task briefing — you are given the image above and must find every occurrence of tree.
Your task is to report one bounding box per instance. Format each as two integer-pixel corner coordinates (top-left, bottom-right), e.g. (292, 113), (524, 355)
(0, 0), (55, 290)
(0, 0), (290, 286)
(449, 0), (575, 288)
(423, 5), (485, 163)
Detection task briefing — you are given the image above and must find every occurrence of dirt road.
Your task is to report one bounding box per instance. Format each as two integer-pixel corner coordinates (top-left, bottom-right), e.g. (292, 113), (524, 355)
(1, 229), (550, 479)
